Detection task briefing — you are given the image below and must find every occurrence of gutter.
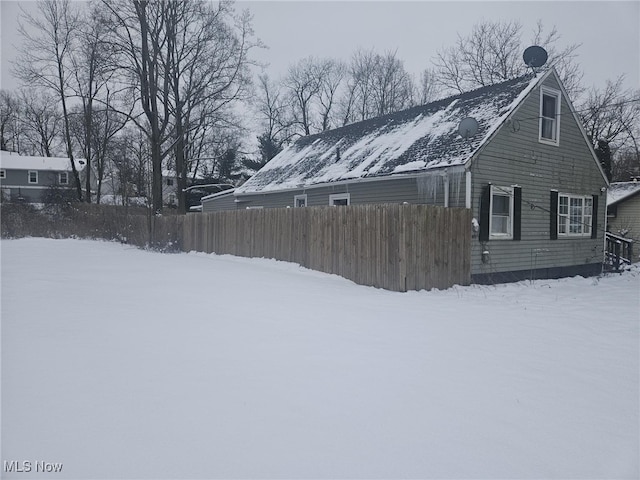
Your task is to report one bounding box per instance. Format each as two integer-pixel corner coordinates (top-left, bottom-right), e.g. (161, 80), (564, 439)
(228, 165), (467, 198)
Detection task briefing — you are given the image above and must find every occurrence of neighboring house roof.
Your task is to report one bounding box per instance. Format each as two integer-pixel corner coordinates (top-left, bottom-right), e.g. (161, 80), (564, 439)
(201, 188), (235, 202)
(0, 151), (86, 172)
(607, 181), (640, 207)
(237, 72), (545, 194)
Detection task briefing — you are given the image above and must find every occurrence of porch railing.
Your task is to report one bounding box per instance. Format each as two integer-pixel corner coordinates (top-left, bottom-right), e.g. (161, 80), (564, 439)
(605, 232), (634, 271)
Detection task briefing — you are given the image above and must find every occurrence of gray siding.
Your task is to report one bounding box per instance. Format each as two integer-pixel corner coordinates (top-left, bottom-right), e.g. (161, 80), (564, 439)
(202, 72), (607, 281)
(470, 74), (607, 278)
(0, 168), (71, 203)
(204, 174), (467, 211)
(608, 195), (640, 253)
(201, 191), (239, 212)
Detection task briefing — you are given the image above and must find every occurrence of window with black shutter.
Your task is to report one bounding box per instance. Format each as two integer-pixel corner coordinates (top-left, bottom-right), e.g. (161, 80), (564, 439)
(480, 185), (522, 241)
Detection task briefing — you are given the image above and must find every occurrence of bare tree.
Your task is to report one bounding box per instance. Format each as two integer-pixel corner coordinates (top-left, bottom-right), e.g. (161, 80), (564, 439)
(612, 147), (640, 182)
(270, 57), (346, 139)
(418, 68), (440, 105)
(530, 20), (583, 98)
(316, 59), (346, 131)
(284, 56), (324, 136)
(0, 90), (21, 152)
(343, 48), (379, 123)
(273, 49), (418, 135)
(579, 77), (639, 146)
(100, 0), (173, 213)
(578, 76), (640, 181)
(164, 1), (257, 212)
(108, 127), (151, 206)
(93, 89), (130, 203)
(337, 49), (417, 125)
(255, 73), (293, 144)
(101, 0), (257, 213)
(432, 20), (582, 97)
(14, 0), (83, 200)
(19, 89), (62, 157)
(69, 92), (128, 203)
(252, 73), (294, 168)
(69, 2), (124, 203)
(370, 50), (415, 116)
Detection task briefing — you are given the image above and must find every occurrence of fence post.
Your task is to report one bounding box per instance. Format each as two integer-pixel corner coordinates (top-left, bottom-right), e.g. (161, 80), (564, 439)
(183, 205), (471, 291)
(398, 205), (407, 292)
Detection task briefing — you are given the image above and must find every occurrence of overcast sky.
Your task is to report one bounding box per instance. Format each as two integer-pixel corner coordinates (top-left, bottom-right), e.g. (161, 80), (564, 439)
(1, 1), (638, 96)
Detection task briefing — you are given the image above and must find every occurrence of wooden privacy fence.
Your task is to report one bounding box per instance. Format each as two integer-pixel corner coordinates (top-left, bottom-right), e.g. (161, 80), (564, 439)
(182, 204), (471, 291)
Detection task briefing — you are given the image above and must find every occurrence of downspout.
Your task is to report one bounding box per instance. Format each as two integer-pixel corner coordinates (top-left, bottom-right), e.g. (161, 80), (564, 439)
(465, 170), (472, 209)
(602, 187), (608, 272)
(444, 174), (449, 208)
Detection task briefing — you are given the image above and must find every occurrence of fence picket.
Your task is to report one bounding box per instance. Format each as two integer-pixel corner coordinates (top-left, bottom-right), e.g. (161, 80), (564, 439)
(2, 202), (471, 292)
(178, 205), (471, 291)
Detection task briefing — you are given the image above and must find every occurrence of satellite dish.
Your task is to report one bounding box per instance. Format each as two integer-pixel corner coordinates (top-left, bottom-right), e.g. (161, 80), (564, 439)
(458, 117), (479, 139)
(523, 45), (548, 69)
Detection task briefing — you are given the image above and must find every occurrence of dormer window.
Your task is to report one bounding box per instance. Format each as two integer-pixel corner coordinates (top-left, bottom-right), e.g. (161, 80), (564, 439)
(539, 87), (561, 145)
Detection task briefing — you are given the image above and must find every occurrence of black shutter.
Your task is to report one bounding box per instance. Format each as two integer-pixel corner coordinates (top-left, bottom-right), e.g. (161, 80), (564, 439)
(550, 191), (558, 240)
(513, 186), (522, 241)
(591, 194), (598, 239)
(479, 185), (491, 242)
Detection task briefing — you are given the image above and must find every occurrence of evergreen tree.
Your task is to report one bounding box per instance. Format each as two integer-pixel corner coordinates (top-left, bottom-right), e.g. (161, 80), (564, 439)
(243, 132), (283, 173)
(258, 133), (283, 164)
(595, 139), (612, 182)
(217, 148), (243, 183)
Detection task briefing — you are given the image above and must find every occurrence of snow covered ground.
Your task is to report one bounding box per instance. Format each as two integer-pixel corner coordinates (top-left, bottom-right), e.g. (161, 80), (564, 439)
(2, 238), (638, 479)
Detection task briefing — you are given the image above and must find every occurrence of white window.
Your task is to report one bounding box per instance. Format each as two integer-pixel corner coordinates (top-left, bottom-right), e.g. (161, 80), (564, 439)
(539, 87), (560, 145)
(558, 194), (592, 236)
(59, 172), (68, 185)
(294, 194), (307, 207)
(489, 186), (513, 239)
(28, 170), (38, 184)
(0, 169), (5, 179)
(329, 193), (350, 206)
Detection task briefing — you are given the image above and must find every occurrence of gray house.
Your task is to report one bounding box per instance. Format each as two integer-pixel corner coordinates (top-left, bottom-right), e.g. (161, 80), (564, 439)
(202, 68), (608, 283)
(0, 151), (86, 203)
(607, 181), (640, 261)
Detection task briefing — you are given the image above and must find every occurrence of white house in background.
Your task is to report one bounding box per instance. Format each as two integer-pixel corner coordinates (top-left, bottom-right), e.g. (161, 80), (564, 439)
(0, 151), (86, 203)
(162, 169), (178, 207)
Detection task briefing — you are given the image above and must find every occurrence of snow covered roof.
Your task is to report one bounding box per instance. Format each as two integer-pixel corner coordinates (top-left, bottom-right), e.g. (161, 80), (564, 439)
(0, 151), (86, 172)
(237, 73), (544, 194)
(200, 188), (235, 202)
(607, 181), (640, 206)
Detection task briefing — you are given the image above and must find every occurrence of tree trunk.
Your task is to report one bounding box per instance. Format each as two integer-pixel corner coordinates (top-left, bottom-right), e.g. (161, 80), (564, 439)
(59, 77), (83, 201)
(174, 115), (187, 214)
(84, 96), (93, 203)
